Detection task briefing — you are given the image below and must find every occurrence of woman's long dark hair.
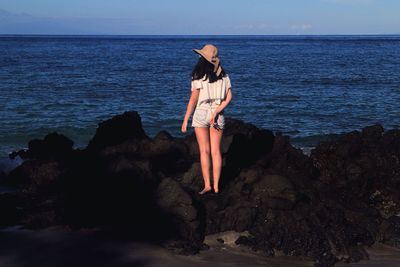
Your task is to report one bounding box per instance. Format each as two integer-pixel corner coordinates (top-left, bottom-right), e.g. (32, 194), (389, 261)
(191, 56), (226, 83)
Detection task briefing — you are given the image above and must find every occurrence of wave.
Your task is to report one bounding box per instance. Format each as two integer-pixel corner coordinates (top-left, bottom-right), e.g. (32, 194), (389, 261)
(291, 133), (341, 147)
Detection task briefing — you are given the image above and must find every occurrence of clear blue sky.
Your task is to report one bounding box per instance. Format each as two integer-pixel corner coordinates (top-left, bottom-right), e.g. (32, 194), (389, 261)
(0, 0), (399, 34)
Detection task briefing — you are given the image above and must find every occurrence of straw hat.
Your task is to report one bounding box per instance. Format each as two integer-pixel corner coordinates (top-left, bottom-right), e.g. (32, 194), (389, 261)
(192, 44), (222, 76)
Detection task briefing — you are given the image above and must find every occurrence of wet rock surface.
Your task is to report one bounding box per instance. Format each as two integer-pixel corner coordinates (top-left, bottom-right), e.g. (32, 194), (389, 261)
(1, 110), (400, 267)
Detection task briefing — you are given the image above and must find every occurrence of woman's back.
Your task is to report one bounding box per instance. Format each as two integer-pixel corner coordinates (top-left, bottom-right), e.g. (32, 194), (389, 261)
(191, 74), (232, 106)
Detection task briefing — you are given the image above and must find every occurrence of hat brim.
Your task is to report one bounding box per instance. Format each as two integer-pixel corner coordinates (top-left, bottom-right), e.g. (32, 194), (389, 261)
(192, 48), (222, 76)
(192, 49), (211, 62)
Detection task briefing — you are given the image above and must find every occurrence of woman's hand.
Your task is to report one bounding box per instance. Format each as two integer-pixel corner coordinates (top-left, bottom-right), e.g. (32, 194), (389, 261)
(181, 120), (188, 133)
(210, 111), (221, 130)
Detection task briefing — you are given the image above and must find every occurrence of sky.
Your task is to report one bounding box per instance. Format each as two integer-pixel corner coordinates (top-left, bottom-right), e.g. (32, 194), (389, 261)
(0, 0), (399, 35)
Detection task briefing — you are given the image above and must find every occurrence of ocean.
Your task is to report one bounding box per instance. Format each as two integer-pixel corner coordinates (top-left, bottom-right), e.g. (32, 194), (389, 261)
(1, 35), (400, 170)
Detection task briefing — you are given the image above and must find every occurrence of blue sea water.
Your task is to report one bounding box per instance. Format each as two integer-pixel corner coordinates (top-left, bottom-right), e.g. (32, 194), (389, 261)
(1, 35), (400, 169)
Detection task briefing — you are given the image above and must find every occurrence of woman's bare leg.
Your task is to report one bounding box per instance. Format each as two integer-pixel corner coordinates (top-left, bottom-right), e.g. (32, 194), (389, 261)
(194, 127), (212, 194)
(210, 126), (223, 193)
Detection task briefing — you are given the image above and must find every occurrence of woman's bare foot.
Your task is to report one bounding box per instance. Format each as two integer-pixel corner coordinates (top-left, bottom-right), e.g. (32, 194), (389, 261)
(198, 187), (212, 195)
(214, 187), (219, 193)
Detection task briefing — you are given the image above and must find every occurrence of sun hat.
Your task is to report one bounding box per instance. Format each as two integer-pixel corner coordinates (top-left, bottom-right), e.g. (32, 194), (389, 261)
(192, 44), (222, 76)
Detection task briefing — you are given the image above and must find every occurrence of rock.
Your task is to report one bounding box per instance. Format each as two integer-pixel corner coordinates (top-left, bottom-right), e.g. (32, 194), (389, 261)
(9, 132), (74, 160)
(143, 132), (192, 176)
(86, 111), (149, 152)
(219, 118), (275, 186)
(310, 125), (400, 215)
(4, 110), (400, 267)
(205, 230), (250, 246)
(259, 132), (319, 190)
(180, 162), (203, 191)
(251, 174), (297, 209)
(0, 192), (26, 228)
(156, 177), (202, 249)
(361, 123), (384, 142)
(0, 169), (5, 183)
(3, 159), (63, 194)
(61, 155), (164, 233)
(370, 190), (399, 219)
(94, 131), (192, 179)
(380, 215), (400, 248)
(22, 209), (59, 229)
(197, 122), (398, 266)
(199, 243), (210, 251)
(235, 235), (256, 246)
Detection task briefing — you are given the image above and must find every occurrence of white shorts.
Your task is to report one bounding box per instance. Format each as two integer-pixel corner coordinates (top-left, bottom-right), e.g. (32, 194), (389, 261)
(191, 103), (225, 129)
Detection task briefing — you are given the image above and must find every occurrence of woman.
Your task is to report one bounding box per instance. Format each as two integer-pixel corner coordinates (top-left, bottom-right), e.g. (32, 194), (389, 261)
(181, 44), (233, 194)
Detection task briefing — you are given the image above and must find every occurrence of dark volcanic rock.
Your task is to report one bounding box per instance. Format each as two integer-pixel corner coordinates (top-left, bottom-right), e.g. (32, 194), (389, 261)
(156, 178), (203, 253)
(86, 111), (149, 152)
(380, 215), (400, 248)
(3, 159), (64, 193)
(0, 169), (5, 183)
(2, 111), (400, 267)
(181, 162), (204, 191)
(142, 130), (192, 175)
(0, 192), (26, 228)
(310, 123), (400, 218)
(9, 132), (74, 160)
(259, 132), (320, 191)
(219, 118), (275, 185)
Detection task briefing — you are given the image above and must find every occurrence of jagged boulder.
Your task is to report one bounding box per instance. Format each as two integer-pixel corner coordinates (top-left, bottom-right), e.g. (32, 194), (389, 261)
(310, 124), (400, 217)
(86, 111), (150, 152)
(379, 215), (400, 248)
(156, 177), (203, 253)
(180, 162), (204, 191)
(3, 159), (64, 194)
(9, 132), (74, 160)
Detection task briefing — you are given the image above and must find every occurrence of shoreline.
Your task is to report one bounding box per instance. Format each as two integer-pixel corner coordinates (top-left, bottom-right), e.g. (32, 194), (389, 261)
(1, 226), (400, 267)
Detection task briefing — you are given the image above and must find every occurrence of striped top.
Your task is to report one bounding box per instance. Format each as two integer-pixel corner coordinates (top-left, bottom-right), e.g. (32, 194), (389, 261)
(191, 74), (232, 107)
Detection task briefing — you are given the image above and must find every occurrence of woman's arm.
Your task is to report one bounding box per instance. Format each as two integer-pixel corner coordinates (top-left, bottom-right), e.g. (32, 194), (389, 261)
(181, 89), (200, 132)
(214, 88), (233, 114)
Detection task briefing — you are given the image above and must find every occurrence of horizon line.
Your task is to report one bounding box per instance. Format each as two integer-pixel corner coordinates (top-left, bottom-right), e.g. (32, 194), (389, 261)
(1, 33), (400, 37)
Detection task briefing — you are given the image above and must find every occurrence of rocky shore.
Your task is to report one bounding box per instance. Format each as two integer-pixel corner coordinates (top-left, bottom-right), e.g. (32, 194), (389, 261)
(1, 111), (399, 267)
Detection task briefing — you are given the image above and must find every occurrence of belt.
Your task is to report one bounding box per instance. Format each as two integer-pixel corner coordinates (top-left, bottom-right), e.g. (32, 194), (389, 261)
(202, 99), (221, 105)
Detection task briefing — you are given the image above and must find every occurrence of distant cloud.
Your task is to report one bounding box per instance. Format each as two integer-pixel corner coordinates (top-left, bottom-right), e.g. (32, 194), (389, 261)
(234, 23), (270, 30)
(0, 8), (10, 16)
(0, 8), (142, 34)
(291, 24), (313, 31)
(323, 0), (375, 4)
